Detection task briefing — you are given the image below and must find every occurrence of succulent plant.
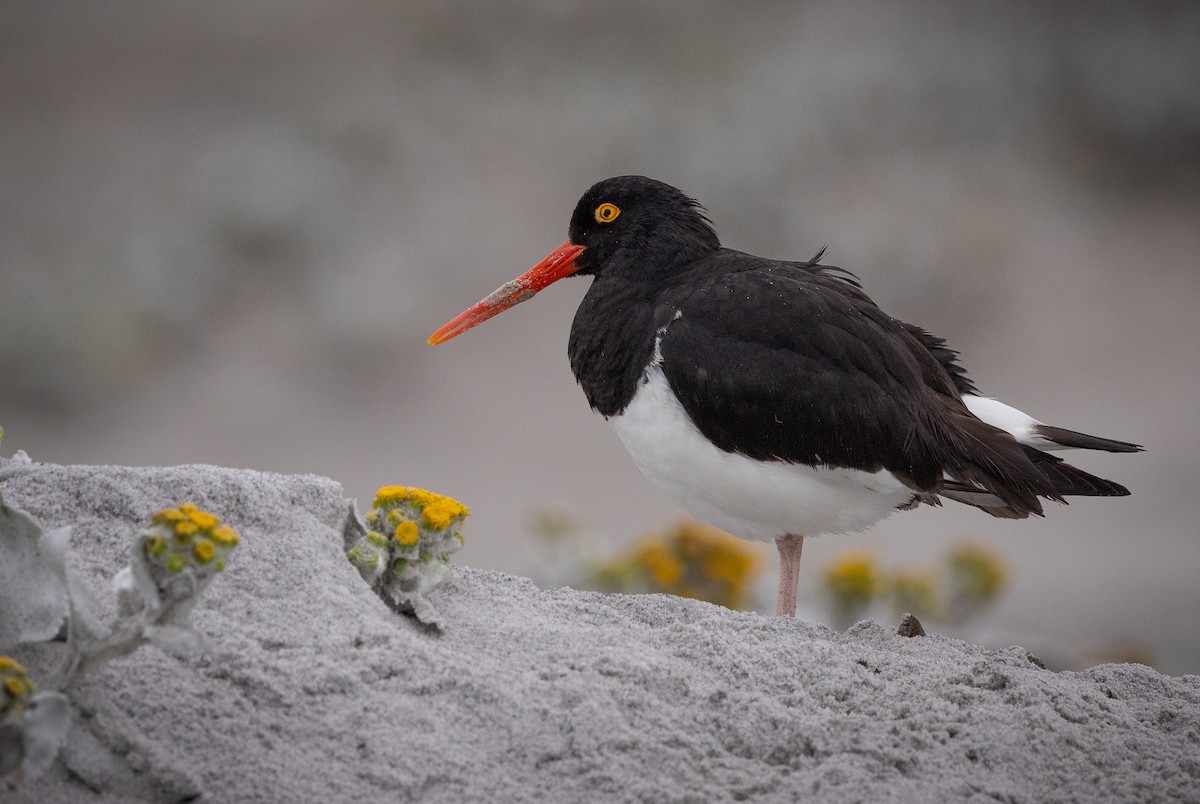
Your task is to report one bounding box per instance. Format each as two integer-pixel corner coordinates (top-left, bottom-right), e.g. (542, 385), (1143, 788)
(346, 486), (469, 626)
(115, 504), (240, 626)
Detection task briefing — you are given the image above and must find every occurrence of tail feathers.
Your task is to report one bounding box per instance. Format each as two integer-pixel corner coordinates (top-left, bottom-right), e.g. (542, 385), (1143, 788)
(944, 417), (1053, 517)
(937, 412), (1131, 519)
(961, 394), (1143, 454)
(1021, 445), (1131, 497)
(939, 481), (1030, 518)
(1032, 424), (1144, 454)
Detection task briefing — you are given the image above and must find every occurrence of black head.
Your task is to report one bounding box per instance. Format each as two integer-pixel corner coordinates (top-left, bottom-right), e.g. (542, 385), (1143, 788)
(566, 176), (720, 278)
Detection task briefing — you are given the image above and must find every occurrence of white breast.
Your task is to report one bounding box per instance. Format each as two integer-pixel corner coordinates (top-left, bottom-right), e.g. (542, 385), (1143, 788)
(607, 364), (917, 542)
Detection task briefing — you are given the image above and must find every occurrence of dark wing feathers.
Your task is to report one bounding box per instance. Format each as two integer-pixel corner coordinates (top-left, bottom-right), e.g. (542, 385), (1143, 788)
(658, 265), (947, 489)
(656, 250), (1127, 518)
(791, 255), (974, 398)
(901, 323), (979, 396)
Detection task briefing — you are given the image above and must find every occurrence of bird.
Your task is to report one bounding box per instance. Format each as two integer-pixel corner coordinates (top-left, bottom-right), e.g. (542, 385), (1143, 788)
(428, 175), (1141, 618)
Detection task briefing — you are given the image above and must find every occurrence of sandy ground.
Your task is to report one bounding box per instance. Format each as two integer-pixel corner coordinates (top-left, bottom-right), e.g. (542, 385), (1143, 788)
(2, 457), (1198, 802)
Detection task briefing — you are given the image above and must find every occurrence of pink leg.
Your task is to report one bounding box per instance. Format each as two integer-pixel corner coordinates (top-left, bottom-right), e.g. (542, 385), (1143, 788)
(774, 534), (805, 617)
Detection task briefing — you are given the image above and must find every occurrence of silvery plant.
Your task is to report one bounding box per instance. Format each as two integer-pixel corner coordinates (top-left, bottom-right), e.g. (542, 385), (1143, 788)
(0, 492), (239, 788)
(344, 485), (469, 627)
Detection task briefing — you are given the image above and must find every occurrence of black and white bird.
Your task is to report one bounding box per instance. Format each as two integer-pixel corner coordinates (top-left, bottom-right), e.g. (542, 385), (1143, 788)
(429, 176), (1141, 617)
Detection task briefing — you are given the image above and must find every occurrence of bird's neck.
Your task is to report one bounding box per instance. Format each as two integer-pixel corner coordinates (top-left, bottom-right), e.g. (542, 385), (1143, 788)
(568, 275), (659, 418)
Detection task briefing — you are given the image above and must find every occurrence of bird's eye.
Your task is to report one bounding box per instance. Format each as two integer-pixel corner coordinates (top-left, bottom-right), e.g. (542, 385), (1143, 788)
(594, 202), (621, 224)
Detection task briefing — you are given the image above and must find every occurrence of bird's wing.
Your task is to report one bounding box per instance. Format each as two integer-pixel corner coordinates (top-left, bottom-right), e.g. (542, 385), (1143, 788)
(900, 322), (979, 396)
(655, 253), (1128, 515)
(655, 260), (956, 490)
(790, 255), (979, 397)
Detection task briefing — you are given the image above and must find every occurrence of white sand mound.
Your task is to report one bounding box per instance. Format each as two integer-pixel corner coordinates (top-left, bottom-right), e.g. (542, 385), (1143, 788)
(3, 459), (1197, 802)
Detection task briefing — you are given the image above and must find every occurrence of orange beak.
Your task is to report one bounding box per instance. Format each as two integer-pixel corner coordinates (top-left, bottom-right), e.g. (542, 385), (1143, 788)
(428, 241), (587, 345)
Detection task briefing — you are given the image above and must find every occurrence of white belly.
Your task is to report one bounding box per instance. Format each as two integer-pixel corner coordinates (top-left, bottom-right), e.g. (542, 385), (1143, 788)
(608, 364), (917, 542)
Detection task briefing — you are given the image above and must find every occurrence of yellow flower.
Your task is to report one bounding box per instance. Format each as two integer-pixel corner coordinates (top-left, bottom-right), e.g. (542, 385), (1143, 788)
(152, 507), (188, 529)
(0, 656), (33, 706)
(824, 549), (881, 605)
(700, 540), (758, 584)
(947, 542), (1009, 602)
(145, 534), (168, 557)
(702, 554), (734, 584)
(211, 525), (240, 547)
(421, 498), (465, 530)
(407, 488), (436, 507)
(394, 521), (419, 546)
(166, 554), (186, 573)
(649, 555), (683, 587)
(174, 520), (199, 539)
(192, 539), (216, 564)
(188, 510), (219, 531)
(373, 485), (413, 507)
(179, 503), (199, 515)
(374, 485), (468, 520)
(636, 541), (683, 587)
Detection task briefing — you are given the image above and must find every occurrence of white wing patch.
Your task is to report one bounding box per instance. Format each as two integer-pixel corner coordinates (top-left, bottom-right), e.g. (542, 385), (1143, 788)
(962, 394), (1062, 451)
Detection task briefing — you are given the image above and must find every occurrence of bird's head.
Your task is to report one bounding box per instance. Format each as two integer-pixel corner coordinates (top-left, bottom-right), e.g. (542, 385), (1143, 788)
(428, 176), (718, 345)
(566, 175), (720, 276)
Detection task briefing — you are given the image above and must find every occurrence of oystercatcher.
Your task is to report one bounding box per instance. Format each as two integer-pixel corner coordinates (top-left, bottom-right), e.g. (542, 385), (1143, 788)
(429, 176), (1140, 617)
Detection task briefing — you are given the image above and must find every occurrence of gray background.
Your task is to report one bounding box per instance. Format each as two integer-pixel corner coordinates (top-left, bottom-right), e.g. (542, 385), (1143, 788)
(2, 2), (1198, 671)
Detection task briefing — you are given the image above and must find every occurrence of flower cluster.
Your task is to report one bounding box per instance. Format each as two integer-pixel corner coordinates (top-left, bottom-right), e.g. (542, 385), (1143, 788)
(823, 549), (882, 617)
(1, 656), (34, 723)
(347, 486), (469, 599)
(944, 542), (1009, 623)
(820, 540), (1010, 628)
(592, 520), (763, 611)
(144, 504), (240, 579)
(115, 503), (241, 626)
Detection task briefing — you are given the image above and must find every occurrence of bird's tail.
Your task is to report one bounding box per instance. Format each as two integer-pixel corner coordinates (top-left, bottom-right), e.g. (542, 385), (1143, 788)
(1020, 444), (1131, 497)
(961, 394), (1144, 454)
(1031, 424), (1143, 454)
(937, 412), (1133, 519)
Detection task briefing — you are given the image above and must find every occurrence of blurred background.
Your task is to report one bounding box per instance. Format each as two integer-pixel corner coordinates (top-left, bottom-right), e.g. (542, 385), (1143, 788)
(2, 2), (1198, 672)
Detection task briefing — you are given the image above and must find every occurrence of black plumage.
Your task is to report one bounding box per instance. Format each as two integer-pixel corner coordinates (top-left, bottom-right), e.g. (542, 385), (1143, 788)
(564, 176), (1133, 519)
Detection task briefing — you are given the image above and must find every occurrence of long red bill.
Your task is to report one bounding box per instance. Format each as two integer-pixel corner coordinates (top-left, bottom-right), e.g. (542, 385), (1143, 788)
(428, 241), (586, 345)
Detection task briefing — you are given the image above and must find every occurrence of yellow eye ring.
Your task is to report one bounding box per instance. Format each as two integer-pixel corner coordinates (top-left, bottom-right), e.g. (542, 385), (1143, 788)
(594, 202), (621, 224)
